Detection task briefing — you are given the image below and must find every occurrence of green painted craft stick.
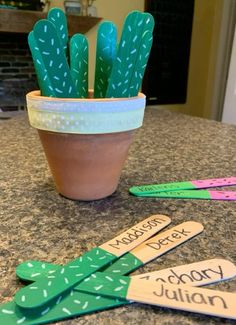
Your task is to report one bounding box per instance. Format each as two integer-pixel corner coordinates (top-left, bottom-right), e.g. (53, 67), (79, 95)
(2, 259), (235, 324)
(70, 33), (89, 98)
(129, 177), (236, 196)
(47, 8), (68, 54)
(16, 221), (202, 283)
(0, 215), (171, 324)
(106, 11), (154, 98)
(32, 19), (77, 98)
(0, 221), (204, 324)
(28, 32), (56, 97)
(16, 258), (236, 290)
(128, 31), (153, 97)
(78, 272), (236, 320)
(94, 21), (117, 98)
(14, 215), (169, 309)
(134, 190), (236, 201)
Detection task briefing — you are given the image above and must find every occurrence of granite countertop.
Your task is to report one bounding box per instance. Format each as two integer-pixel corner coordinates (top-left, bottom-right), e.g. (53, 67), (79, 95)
(0, 108), (236, 325)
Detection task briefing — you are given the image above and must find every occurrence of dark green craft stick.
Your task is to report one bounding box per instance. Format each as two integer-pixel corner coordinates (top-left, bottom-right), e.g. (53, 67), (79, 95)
(94, 21), (117, 98)
(106, 11), (142, 98)
(33, 19), (77, 98)
(0, 215), (171, 325)
(70, 33), (89, 98)
(28, 32), (56, 97)
(14, 215), (165, 309)
(128, 30), (153, 97)
(106, 11), (154, 98)
(78, 272), (236, 321)
(1, 220), (204, 324)
(47, 8), (68, 54)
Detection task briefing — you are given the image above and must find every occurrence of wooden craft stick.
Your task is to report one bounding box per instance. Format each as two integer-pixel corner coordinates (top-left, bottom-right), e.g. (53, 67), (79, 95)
(14, 215), (171, 309)
(15, 221), (203, 282)
(134, 190), (236, 201)
(104, 221), (203, 275)
(134, 259), (236, 286)
(2, 258), (235, 324)
(78, 272), (236, 320)
(129, 177), (236, 196)
(94, 21), (117, 98)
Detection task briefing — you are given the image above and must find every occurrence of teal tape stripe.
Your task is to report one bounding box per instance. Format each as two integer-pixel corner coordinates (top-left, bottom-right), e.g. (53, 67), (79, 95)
(78, 272), (131, 300)
(27, 91), (146, 134)
(129, 181), (196, 196)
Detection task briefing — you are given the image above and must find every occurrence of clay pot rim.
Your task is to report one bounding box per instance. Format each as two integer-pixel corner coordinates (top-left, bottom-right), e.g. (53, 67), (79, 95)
(26, 90), (146, 135)
(27, 90), (146, 103)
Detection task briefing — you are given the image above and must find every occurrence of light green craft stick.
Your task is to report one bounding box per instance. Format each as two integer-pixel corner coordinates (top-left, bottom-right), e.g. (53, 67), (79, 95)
(106, 11), (154, 98)
(28, 31), (56, 97)
(128, 30), (153, 97)
(70, 33), (89, 98)
(33, 19), (77, 98)
(47, 8), (68, 54)
(94, 21), (117, 98)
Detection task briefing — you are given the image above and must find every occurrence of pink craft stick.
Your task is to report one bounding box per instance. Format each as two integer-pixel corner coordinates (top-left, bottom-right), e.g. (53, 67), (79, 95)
(191, 177), (236, 189)
(209, 190), (236, 201)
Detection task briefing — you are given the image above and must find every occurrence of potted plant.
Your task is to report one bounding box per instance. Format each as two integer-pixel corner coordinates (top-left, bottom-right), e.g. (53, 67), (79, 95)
(27, 8), (154, 200)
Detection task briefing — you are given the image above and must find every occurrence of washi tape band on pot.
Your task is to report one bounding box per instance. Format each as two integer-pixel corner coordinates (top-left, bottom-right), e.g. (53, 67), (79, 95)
(26, 90), (146, 134)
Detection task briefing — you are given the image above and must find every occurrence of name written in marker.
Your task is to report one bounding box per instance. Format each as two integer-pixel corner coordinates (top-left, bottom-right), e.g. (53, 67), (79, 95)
(153, 284), (228, 309)
(108, 217), (168, 250)
(140, 265), (224, 285)
(145, 228), (191, 251)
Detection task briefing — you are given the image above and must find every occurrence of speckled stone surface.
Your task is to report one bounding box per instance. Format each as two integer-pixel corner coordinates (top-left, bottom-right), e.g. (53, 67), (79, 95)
(0, 108), (236, 325)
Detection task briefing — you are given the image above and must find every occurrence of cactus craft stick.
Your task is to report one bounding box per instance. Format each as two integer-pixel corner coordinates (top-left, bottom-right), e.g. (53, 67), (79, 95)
(1, 220), (206, 325)
(14, 215), (170, 309)
(94, 21), (117, 98)
(129, 176), (236, 196)
(16, 258), (236, 290)
(0, 215), (171, 324)
(128, 31), (153, 97)
(77, 272), (236, 321)
(47, 8), (68, 54)
(70, 34), (89, 98)
(135, 190), (236, 200)
(1, 260), (235, 325)
(106, 11), (154, 98)
(16, 221), (202, 283)
(28, 32), (56, 97)
(32, 20), (77, 98)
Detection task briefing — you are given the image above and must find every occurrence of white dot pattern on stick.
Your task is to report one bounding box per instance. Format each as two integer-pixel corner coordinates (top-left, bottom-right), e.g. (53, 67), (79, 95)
(14, 247), (116, 309)
(33, 20), (76, 98)
(106, 12), (154, 98)
(70, 34), (88, 98)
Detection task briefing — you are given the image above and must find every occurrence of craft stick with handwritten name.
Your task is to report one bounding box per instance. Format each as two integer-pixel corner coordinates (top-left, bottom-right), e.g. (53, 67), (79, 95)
(14, 215), (171, 309)
(134, 259), (236, 286)
(15, 221), (204, 282)
(0, 220), (206, 325)
(129, 177), (236, 196)
(1, 258), (235, 325)
(78, 272), (236, 320)
(103, 221), (203, 275)
(134, 190), (236, 201)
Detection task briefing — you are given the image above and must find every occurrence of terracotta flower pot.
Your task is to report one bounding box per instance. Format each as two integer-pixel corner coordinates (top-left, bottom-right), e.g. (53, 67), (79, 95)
(27, 90), (146, 200)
